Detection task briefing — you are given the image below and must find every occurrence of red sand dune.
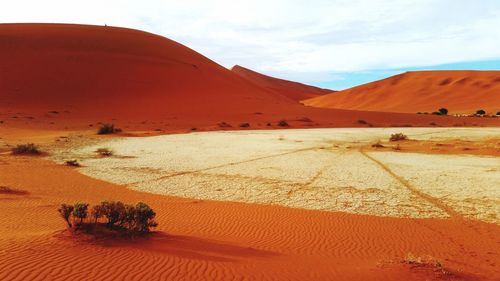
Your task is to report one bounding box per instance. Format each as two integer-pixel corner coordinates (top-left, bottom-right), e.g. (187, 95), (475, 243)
(304, 71), (500, 115)
(231, 65), (332, 101)
(0, 154), (499, 281)
(1, 23), (498, 131)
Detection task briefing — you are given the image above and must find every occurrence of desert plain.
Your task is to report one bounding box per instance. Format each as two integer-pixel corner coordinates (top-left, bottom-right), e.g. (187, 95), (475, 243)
(0, 23), (499, 281)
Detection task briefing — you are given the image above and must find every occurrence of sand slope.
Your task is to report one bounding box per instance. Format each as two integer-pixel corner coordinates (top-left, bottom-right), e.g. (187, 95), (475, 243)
(303, 71), (500, 114)
(231, 65), (332, 101)
(2, 24), (497, 131)
(1, 154), (499, 281)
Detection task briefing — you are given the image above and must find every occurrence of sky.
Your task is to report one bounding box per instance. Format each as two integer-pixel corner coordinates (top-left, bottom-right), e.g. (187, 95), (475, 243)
(1, 0), (500, 89)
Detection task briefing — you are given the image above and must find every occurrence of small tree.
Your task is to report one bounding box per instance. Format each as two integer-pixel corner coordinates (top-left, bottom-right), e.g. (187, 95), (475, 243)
(476, 109), (486, 115)
(390, 133), (408, 142)
(438, 108), (448, 115)
(134, 202), (158, 232)
(58, 204), (74, 228)
(91, 204), (106, 223)
(101, 201), (125, 227)
(72, 203), (89, 225)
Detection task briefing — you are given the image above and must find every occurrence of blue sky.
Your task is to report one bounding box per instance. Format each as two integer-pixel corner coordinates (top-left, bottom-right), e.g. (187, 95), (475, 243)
(2, 0), (500, 90)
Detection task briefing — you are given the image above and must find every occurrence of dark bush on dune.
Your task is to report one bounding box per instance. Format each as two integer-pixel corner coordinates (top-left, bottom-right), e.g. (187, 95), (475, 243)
(12, 143), (41, 155)
(277, 120), (289, 127)
(58, 201), (158, 234)
(239, 122), (250, 128)
(98, 123), (122, 135)
(438, 108), (448, 115)
(476, 109), (486, 115)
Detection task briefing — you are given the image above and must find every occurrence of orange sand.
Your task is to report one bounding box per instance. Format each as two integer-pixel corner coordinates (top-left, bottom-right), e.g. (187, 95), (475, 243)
(0, 154), (499, 281)
(231, 65), (332, 101)
(1, 24), (499, 133)
(304, 71), (500, 115)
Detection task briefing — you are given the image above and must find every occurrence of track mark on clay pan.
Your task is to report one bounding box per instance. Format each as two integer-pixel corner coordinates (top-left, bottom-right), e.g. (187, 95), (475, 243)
(359, 149), (462, 220)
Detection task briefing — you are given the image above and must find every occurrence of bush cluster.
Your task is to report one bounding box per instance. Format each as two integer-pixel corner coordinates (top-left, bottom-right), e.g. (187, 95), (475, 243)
(277, 120), (289, 127)
(389, 133), (408, 142)
(97, 123), (122, 135)
(58, 201), (158, 233)
(12, 143), (41, 155)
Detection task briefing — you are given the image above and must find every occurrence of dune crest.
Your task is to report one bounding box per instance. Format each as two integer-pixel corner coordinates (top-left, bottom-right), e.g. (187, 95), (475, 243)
(303, 71), (500, 114)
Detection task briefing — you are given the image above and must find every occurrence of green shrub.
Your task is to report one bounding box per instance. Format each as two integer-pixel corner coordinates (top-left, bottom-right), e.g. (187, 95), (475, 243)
(12, 143), (41, 155)
(58, 201), (158, 234)
(389, 133), (408, 141)
(73, 203), (89, 226)
(476, 109), (486, 115)
(58, 204), (74, 228)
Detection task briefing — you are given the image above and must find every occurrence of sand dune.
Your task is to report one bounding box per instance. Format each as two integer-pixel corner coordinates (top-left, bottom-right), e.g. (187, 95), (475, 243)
(303, 71), (500, 114)
(231, 65), (332, 101)
(1, 24), (498, 132)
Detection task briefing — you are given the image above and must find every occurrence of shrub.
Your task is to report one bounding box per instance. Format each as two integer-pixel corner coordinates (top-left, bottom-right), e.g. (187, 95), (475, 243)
(438, 108), (448, 115)
(371, 141), (384, 148)
(239, 122), (250, 128)
(389, 133), (408, 141)
(476, 109), (486, 115)
(217, 122), (232, 128)
(73, 203), (89, 226)
(12, 143), (41, 155)
(277, 120), (289, 127)
(357, 119), (368, 124)
(134, 202), (158, 232)
(98, 123), (122, 135)
(58, 201), (158, 234)
(96, 148), (113, 157)
(58, 204), (74, 228)
(496, 111), (500, 116)
(65, 160), (80, 167)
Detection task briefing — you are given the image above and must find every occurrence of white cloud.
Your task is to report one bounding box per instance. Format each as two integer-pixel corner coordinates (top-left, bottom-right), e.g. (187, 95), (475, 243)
(1, 0), (500, 84)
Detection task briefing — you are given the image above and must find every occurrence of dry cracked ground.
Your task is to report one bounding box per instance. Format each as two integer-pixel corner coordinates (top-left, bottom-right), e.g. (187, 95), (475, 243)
(50, 128), (500, 224)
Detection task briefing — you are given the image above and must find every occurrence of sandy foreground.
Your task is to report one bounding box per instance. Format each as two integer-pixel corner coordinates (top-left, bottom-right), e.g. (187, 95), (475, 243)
(51, 128), (500, 223)
(1, 127), (499, 280)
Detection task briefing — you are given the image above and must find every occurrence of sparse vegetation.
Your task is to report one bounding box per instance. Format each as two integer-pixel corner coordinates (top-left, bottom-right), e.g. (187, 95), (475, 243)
(96, 148), (113, 157)
(357, 119), (368, 125)
(12, 143), (41, 155)
(277, 120), (289, 127)
(496, 111), (500, 116)
(438, 108), (448, 115)
(371, 141), (384, 148)
(476, 109), (486, 115)
(389, 133), (408, 142)
(65, 160), (80, 167)
(239, 122), (250, 128)
(97, 123), (122, 135)
(217, 122), (232, 128)
(58, 201), (158, 234)
(0, 186), (29, 195)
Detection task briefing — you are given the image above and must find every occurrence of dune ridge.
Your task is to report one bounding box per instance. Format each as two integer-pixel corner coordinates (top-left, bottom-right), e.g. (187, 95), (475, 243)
(303, 71), (500, 114)
(231, 65), (332, 101)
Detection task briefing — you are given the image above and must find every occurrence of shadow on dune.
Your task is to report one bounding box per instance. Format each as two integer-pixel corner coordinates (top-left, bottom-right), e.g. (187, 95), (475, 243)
(102, 232), (279, 262)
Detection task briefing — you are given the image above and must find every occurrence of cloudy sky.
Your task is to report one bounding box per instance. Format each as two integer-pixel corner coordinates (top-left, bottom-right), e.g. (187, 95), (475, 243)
(2, 0), (500, 89)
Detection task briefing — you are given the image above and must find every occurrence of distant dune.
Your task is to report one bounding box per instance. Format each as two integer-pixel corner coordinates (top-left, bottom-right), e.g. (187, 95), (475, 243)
(303, 71), (500, 115)
(0, 24), (498, 131)
(231, 65), (332, 101)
